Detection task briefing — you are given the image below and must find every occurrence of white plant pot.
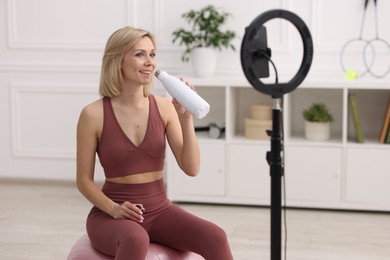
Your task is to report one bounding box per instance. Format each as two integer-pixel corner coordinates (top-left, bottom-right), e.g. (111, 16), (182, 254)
(305, 121), (331, 141)
(190, 47), (218, 77)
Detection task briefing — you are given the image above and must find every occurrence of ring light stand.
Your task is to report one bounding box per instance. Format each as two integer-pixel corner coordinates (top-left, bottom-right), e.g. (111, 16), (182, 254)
(240, 9), (313, 260)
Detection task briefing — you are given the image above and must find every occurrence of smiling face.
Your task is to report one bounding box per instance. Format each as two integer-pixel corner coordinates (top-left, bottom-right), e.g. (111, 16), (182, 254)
(121, 36), (156, 89)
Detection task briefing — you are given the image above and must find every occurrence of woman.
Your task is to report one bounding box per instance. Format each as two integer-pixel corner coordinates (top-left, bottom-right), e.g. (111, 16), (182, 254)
(76, 26), (233, 260)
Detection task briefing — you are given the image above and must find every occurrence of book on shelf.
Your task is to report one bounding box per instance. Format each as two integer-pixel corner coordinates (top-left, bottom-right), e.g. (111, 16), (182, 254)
(385, 124), (390, 144)
(349, 93), (364, 143)
(379, 100), (390, 144)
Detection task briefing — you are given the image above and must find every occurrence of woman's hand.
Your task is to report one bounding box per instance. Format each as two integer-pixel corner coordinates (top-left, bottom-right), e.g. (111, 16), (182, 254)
(111, 201), (145, 223)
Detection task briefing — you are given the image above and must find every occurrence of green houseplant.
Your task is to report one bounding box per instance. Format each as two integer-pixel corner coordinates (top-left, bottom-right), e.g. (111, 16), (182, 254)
(303, 103), (334, 123)
(172, 5), (236, 76)
(303, 103), (334, 141)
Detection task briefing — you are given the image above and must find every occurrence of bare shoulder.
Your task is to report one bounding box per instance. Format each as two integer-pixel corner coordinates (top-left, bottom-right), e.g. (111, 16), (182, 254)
(153, 95), (175, 114)
(78, 98), (103, 127)
(153, 95), (175, 124)
(81, 98), (102, 115)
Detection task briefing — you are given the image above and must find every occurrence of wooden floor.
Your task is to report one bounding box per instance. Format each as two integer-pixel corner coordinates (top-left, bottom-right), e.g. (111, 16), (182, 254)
(1, 179), (390, 260)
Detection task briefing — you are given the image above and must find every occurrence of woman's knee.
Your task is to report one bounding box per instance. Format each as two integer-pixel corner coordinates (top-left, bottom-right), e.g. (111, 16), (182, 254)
(87, 217), (149, 257)
(114, 224), (150, 259)
(206, 225), (229, 245)
(119, 227), (149, 248)
(200, 225), (233, 260)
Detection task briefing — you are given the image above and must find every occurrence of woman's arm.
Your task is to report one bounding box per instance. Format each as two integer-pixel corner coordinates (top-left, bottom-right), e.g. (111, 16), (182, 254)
(160, 81), (201, 177)
(76, 102), (144, 222)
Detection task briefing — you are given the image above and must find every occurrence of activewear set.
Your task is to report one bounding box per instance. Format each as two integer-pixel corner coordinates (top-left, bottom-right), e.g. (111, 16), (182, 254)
(86, 95), (233, 260)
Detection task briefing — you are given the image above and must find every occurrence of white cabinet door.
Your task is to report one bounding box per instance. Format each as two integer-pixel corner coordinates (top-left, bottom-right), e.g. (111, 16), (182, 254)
(228, 144), (270, 201)
(346, 147), (390, 206)
(284, 146), (342, 203)
(167, 143), (226, 197)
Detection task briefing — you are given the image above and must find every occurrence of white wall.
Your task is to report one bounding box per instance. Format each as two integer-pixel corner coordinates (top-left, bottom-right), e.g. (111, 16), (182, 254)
(1, 0), (390, 180)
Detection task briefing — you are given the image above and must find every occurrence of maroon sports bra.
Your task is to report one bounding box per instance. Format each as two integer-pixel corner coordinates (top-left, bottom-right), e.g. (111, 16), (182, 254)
(97, 95), (166, 178)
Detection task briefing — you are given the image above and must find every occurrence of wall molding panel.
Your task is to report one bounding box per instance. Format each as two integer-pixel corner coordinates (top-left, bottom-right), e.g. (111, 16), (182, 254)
(6, 0), (131, 50)
(10, 83), (98, 159)
(0, 61), (100, 73)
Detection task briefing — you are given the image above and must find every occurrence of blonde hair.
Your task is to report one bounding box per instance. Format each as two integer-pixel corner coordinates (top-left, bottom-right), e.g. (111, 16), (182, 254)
(99, 26), (156, 97)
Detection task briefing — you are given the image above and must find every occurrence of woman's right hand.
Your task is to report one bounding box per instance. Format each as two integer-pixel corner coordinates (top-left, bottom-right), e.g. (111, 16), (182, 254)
(111, 201), (145, 223)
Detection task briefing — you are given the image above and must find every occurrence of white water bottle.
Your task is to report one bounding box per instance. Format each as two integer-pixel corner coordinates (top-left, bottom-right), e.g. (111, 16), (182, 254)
(154, 69), (210, 119)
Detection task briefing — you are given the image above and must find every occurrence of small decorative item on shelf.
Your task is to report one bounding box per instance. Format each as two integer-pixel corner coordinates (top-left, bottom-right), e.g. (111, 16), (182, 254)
(171, 5), (236, 77)
(349, 93), (364, 143)
(379, 100), (390, 144)
(303, 103), (334, 141)
(245, 104), (272, 140)
(195, 123), (225, 139)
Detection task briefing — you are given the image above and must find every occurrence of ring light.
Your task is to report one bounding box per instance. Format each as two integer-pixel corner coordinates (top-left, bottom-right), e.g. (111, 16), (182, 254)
(240, 9), (314, 98)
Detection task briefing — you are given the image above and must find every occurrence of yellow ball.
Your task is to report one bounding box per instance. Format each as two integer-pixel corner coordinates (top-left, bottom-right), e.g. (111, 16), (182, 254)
(345, 69), (358, 80)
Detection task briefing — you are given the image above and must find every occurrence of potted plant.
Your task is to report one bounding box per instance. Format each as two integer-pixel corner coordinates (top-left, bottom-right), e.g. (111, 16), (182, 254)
(303, 103), (334, 141)
(172, 5), (236, 77)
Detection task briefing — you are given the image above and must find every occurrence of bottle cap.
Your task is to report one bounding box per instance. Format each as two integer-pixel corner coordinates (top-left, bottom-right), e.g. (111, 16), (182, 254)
(154, 69), (162, 78)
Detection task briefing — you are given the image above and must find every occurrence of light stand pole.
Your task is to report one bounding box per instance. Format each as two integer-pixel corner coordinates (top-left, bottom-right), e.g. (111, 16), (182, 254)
(240, 9), (314, 260)
(267, 98), (283, 260)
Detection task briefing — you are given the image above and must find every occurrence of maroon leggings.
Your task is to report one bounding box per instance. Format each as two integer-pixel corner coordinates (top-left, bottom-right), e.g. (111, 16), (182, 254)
(86, 179), (233, 260)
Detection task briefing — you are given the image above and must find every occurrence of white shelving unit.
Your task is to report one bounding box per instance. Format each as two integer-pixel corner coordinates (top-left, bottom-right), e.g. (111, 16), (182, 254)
(165, 75), (390, 211)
